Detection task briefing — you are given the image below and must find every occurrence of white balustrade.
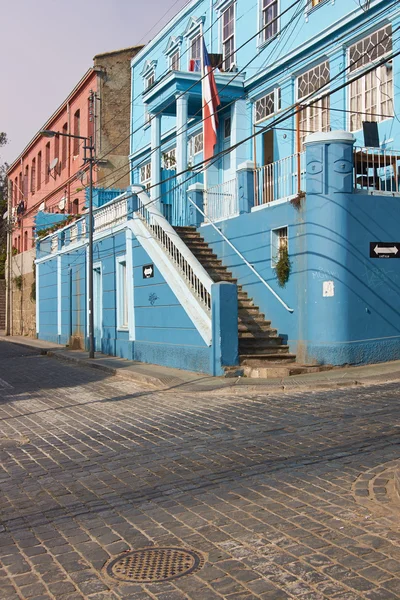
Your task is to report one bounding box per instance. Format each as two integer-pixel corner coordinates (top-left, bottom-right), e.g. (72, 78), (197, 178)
(256, 153), (305, 205)
(69, 224), (78, 242)
(94, 197), (128, 232)
(204, 179), (238, 222)
(354, 147), (400, 194)
(136, 193), (212, 311)
(50, 235), (58, 253)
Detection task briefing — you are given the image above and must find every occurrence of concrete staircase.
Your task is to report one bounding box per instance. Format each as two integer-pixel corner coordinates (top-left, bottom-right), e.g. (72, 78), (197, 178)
(175, 227), (330, 378)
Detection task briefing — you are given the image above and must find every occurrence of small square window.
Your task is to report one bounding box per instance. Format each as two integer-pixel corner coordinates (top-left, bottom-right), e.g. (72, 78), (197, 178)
(117, 258), (129, 329)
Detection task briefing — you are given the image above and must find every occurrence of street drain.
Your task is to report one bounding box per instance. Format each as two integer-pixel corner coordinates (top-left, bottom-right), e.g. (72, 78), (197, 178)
(105, 547), (203, 583)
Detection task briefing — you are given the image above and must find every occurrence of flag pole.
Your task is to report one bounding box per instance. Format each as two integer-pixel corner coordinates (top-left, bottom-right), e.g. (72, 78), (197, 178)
(201, 26), (208, 212)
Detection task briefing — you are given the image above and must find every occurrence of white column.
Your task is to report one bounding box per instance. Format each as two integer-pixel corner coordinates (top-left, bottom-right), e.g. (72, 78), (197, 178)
(176, 94), (188, 175)
(36, 263), (40, 336)
(57, 255), (61, 337)
(125, 228), (135, 341)
(150, 113), (162, 211)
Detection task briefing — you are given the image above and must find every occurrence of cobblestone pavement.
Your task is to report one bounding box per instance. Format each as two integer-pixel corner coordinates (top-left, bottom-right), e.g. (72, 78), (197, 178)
(1, 342), (400, 600)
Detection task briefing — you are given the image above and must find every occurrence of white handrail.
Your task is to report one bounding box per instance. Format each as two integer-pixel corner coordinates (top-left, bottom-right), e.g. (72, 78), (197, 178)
(187, 195), (294, 313)
(94, 196), (127, 232)
(132, 185), (213, 312)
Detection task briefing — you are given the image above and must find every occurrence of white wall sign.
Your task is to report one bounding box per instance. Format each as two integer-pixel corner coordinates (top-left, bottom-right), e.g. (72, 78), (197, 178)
(323, 281), (335, 297)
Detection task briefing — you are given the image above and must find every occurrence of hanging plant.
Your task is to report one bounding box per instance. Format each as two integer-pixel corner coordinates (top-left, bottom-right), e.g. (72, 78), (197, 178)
(275, 246), (291, 288)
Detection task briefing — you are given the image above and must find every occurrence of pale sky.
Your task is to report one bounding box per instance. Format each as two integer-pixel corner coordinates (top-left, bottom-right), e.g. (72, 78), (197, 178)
(0, 0), (189, 166)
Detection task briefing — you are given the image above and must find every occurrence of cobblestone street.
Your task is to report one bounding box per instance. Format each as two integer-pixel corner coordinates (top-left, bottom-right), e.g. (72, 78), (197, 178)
(1, 341), (400, 600)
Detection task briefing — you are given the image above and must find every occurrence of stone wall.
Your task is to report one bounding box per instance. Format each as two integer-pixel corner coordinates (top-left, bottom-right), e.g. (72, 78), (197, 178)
(94, 45), (143, 189)
(10, 249), (36, 337)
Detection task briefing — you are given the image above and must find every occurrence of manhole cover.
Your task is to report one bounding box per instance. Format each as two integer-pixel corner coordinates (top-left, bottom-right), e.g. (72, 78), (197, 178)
(106, 547), (203, 583)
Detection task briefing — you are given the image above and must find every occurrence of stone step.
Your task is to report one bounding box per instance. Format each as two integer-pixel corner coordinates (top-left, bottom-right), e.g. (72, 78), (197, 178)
(240, 353), (297, 363)
(238, 306), (265, 317)
(238, 299), (256, 308)
(238, 327), (277, 337)
(239, 363), (333, 378)
(239, 336), (283, 347)
(240, 345), (290, 355)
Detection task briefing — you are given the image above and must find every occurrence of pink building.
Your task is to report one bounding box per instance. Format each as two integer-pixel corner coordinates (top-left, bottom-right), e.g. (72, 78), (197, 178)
(7, 45), (143, 255)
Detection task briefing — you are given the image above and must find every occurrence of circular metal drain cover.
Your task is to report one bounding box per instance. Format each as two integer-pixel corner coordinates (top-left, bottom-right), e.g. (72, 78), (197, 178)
(106, 547), (202, 583)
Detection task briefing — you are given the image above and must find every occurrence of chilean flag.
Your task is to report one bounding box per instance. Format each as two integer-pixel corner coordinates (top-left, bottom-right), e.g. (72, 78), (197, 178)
(202, 39), (220, 162)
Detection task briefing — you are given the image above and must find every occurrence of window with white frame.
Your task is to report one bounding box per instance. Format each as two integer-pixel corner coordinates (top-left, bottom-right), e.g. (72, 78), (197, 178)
(162, 148), (176, 169)
(145, 71), (155, 90)
(189, 34), (202, 71)
(348, 25), (393, 132)
(140, 162), (151, 190)
(117, 258), (129, 329)
(255, 87), (281, 123)
(222, 4), (235, 70)
(261, 0), (278, 43)
(308, 0), (324, 8)
(271, 226), (288, 267)
(170, 49), (180, 71)
(297, 60), (330, 150)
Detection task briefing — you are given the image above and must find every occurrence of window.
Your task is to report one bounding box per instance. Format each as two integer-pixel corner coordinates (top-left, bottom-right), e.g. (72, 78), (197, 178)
(31, 158), (36, 194)
(222, 4), (235, 70)
(24, 165), (29, 197)
(24, 230), (28, 252)
(170, 50), (180, 71)
(162, 148), (176, 169)
(18, 172), (23, 200)
(145, 71), (155, 90)
(140, 162), (151, 190)
(297, 60), (330, 149)
(191, 131), (204, 155)
(18, 235), (21, 253)
(62, 123), (68, 170)
(45, 142), (50, 183)
(262, 0), (278, 42)
(54, 134), (60, 177)
(309, 0), (324, 7)
(73, 110), (80, 155)
(37, 152), (42, 190)
(255, 88), (281, 123)
(348, 25), (393, 131)
(224, 117), (232, 139)
(14, 177), (17, 205)
(271, 226), (288, 267)
(189, 34), (201, 71)
(117, 258), (128, 329)
(71, 199), (79, 215)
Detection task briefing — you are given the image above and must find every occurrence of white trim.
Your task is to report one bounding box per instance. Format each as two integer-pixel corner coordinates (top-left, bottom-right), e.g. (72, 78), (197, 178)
(116, 254), (129, 331)
(86, 246), (90, 337)
(220, 1), (236, 71)
(57, 255), (61, 336)
(126, 229), (135, 341)
(36, 263), (40, 334)
(92, 261), (103, 346)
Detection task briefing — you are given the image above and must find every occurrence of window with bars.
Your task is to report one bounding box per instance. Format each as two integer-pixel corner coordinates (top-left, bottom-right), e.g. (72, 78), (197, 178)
(170, 50), (180, 71)
(262, 0), (278, 42)
(297, 61), (330, 149)
(189, 34), (201, 71)
(348, 26), (393, 131)
(222, 4), (235, 70)
(24, 165), (29, 197)
(255, 88), (281, 123)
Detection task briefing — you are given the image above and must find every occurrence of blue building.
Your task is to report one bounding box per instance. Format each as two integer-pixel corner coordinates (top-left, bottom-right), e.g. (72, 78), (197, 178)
(36, 0), (400, 375)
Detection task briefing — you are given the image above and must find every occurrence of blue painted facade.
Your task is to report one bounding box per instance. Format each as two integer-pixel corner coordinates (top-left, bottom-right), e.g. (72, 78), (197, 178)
(35, 0), (400, 371)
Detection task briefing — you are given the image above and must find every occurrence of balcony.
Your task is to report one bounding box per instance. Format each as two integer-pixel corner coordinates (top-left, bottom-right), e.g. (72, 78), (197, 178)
(354, 147), (400, 195)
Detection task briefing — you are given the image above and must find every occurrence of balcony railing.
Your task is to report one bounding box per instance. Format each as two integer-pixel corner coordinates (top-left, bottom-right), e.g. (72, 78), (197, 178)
(204, 178), (239, 222)
(255, 153), (305, 205)
(354, 147), (400, 194)
(93, 196), (128, 232)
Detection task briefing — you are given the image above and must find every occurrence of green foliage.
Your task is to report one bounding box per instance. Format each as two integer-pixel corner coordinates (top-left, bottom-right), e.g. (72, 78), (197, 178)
(36, 215), (77, 239)
(275, 245), (291, 288)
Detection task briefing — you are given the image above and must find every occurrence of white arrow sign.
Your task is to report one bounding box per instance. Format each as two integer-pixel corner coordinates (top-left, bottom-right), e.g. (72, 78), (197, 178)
(374, 245), (399, 255)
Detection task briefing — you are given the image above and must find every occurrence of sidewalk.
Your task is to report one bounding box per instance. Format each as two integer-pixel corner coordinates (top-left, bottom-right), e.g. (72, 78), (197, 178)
(1, 333), (400, 393)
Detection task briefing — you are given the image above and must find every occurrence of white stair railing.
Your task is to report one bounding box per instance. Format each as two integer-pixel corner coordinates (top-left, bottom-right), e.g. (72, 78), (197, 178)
(256, 152), (305, 205)
(204, 178), (239, 222)
(135, 188), (212, 312)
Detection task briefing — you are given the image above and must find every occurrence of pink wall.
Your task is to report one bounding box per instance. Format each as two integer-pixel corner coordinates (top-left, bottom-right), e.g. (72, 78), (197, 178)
(8, 71), (98, 253)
